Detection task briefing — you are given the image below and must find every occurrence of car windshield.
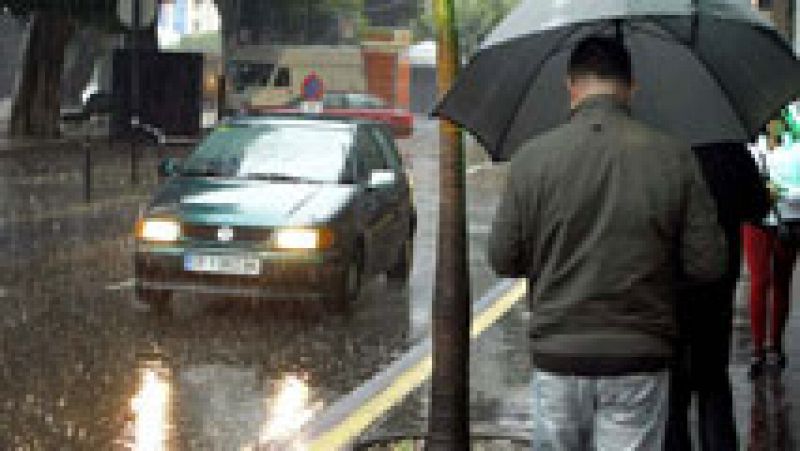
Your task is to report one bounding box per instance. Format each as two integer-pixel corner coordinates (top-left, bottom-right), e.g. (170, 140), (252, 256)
(180, 124), (354, 183)
(230, 62), (275, 91)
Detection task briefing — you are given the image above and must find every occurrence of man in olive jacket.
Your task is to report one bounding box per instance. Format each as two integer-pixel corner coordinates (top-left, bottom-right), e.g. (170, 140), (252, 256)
(488, 36), (727, 450)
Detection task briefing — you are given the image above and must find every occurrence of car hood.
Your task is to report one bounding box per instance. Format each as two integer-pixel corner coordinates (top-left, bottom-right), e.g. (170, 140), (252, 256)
(147, 177), (357, 227)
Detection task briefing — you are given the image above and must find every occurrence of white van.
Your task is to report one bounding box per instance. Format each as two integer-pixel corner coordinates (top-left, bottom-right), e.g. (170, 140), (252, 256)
(226, 45), (366, 110)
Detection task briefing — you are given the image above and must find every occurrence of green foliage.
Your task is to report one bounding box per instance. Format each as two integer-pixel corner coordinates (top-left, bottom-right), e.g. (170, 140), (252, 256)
(784, 104), (800, 139)
(244, 0), (363, 14)
(414, 0), (519, 57)
(0, 0), (125, 30)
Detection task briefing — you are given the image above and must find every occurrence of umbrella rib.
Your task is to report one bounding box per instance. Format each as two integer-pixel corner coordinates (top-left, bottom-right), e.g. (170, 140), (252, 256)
(494, 24), (592, 156)
(645, 18), (751, 138)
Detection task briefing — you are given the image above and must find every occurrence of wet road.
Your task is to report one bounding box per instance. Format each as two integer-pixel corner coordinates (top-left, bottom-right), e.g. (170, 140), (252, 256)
(2, 117), (800, 449)
(0, 118), (507, 449)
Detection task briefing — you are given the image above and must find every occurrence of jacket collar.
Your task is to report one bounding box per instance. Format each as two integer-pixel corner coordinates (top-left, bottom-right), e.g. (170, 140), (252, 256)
(571, 94), (631, 118)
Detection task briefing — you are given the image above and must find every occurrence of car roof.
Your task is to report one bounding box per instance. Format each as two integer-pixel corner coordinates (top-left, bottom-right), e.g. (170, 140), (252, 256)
(226, 114), (385, 129)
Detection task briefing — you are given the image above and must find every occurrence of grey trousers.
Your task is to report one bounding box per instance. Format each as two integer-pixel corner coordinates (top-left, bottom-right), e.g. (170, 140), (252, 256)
(531, 369), (669, 451)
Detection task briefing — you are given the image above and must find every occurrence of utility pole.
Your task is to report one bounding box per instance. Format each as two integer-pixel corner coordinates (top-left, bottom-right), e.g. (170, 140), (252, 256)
(427, 0), (470, 449)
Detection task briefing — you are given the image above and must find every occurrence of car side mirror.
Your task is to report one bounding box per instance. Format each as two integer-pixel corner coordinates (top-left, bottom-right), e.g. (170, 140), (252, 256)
(368, 170), (396, 190)
(158, 158), (181, 177)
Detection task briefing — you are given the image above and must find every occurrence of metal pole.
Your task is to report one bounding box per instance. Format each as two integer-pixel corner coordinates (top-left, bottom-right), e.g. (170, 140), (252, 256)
(131, 140), (138, 184)
(217, 74), (227, 121)
(84, 140), (92, 203)
(427, 0), (470, 449)
(130, 0), (141, 184)
(131, 0), (141, 123)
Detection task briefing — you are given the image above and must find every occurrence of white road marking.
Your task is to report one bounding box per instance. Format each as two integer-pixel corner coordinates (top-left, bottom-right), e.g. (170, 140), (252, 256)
(0, 287), (7, 297)
(106, 278), (136, 291)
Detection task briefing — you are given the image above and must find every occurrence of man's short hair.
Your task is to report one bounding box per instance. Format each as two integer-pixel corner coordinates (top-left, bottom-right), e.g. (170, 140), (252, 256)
(568, 36), (632, 85)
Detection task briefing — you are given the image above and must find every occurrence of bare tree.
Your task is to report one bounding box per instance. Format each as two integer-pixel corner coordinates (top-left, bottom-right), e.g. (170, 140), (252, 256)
(9, 11), (74, 137)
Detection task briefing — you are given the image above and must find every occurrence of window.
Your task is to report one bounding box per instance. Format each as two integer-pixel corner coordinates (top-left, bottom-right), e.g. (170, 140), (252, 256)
(274, 68), (291, 88)
(356, 128), (389, 181)
(231, 62), (275, 91)
(370, 127), (401, 170)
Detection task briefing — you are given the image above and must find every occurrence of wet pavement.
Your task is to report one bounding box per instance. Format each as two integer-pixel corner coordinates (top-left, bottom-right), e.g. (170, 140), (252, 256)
(1, 117), (799, 450)
(0, 117), (503, 449)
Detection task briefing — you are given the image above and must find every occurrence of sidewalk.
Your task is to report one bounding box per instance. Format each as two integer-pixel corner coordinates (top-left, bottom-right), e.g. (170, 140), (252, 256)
(358, 268), (800, 449)
(730, 272), (800, 450)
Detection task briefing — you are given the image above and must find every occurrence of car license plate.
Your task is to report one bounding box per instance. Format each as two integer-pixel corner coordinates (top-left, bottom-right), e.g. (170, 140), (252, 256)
(184, 254), (261, 276)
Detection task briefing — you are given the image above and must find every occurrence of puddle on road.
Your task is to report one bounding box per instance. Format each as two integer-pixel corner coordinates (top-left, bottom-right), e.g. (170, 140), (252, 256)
(249, 373), (323, 450)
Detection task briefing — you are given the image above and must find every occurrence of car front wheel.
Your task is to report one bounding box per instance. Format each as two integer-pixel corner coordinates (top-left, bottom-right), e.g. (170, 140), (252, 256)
(327, 254), (362, 314)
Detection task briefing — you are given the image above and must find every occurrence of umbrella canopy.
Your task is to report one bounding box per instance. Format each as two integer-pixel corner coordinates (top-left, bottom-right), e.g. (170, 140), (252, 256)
(435, 0), (800, 161)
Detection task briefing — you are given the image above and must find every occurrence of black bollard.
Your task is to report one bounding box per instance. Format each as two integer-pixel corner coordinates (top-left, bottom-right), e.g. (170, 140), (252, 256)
(131, 138), (138, 185)
(84, 142), (92, 202)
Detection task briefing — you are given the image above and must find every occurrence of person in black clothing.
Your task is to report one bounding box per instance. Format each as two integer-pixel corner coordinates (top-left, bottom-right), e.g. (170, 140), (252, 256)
(666, 142), (771, 450)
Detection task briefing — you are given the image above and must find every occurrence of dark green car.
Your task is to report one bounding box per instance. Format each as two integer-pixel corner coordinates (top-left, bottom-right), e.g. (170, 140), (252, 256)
(135, 116), (416, 313)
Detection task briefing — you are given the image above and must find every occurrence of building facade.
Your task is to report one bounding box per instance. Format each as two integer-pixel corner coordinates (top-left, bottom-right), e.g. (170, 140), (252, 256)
(159, 0), (221, 37)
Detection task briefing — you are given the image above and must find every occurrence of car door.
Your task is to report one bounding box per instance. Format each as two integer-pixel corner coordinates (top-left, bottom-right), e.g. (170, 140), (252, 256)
(369, 126), (413, 256)
(354, 126), (395, 276)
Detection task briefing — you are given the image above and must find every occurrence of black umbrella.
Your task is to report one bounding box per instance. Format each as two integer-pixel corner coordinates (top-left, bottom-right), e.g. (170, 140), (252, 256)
(435, 0), (800, 161)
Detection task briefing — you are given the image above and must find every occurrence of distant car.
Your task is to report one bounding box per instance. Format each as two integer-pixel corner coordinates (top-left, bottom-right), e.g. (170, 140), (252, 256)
(135, 116), (416, 314)
(264, 92), (414, 138)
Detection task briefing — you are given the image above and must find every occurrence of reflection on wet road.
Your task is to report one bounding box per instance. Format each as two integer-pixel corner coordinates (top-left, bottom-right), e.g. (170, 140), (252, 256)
(126, 361), (171, 451)
(255, 374), (321, 448)
(748, 373), (795, 451)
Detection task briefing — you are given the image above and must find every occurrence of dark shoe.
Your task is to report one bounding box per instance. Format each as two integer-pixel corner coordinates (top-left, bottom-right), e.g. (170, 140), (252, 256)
(749, 353), (766, 379)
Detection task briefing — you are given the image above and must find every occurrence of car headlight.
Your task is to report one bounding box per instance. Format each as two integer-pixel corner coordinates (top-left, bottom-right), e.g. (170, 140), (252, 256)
(273, 228), (333, 250)
(136, 218), (181, 242)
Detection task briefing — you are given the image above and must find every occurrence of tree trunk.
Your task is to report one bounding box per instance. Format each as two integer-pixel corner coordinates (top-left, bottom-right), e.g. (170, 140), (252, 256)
(427, 0), (470, 449)
(9, 11), (75, 138)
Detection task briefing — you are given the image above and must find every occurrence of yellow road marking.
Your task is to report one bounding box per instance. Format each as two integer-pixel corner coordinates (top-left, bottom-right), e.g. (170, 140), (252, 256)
(471, 280), (527, 339)
(307, 279), (527, 450)
(309, 357), (433, 451)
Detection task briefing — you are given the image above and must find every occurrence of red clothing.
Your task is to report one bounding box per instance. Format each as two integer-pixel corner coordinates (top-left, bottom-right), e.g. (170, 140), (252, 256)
(742, 224), (796, 352)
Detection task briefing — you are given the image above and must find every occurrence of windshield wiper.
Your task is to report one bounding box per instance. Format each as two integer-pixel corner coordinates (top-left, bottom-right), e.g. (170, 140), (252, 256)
(240, 173), (319, 183)
(180, 169), (227, 177)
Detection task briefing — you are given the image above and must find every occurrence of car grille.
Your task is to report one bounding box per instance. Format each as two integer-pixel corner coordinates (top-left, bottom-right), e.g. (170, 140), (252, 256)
(182, 224), (273, 242)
